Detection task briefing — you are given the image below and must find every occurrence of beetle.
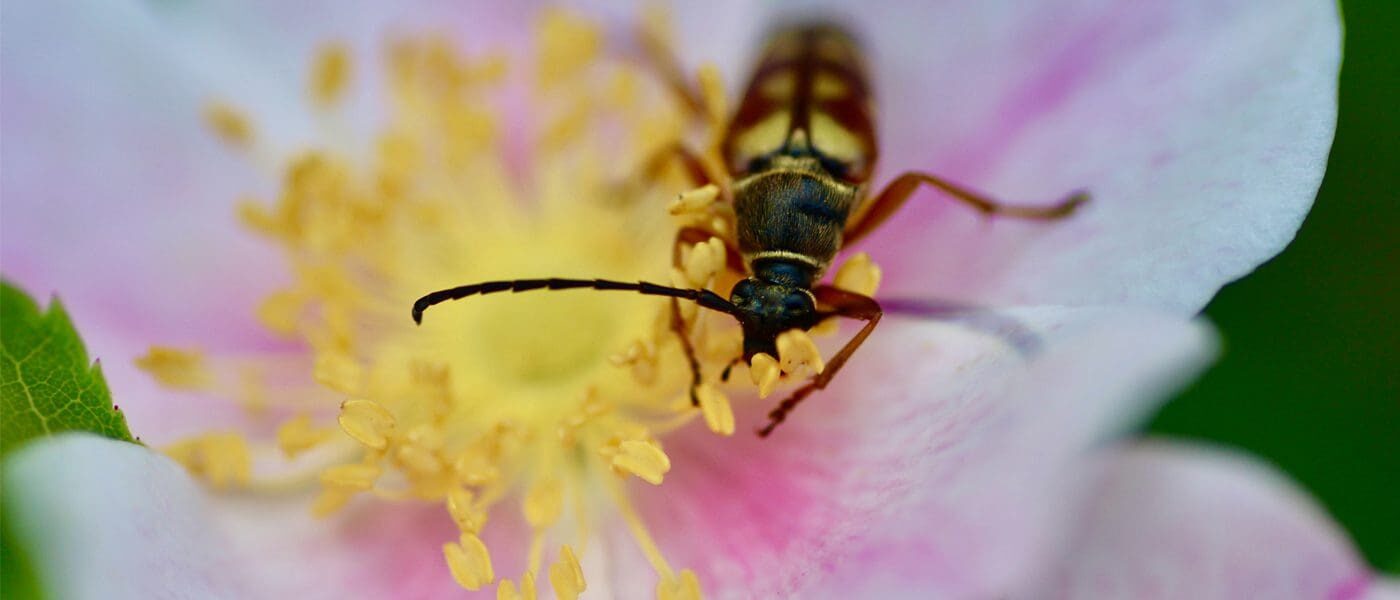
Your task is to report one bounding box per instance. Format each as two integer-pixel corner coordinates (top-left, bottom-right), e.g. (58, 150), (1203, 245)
(412, 21), (1086, 437)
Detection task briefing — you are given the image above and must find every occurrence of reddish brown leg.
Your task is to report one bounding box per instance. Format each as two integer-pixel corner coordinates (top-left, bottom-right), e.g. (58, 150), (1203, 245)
(758, 286), (883, 437)
(843, 171), (1088, 246)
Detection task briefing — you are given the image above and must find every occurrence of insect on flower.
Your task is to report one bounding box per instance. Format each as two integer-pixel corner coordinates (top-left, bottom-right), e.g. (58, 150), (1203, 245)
(414, 21), (1087, 436)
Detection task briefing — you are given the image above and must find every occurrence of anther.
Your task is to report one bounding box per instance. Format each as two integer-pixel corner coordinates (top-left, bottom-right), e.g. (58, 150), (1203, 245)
(834, 252), (882, 297)
(338, 399), (396, 450)
(319, 463), (382, 491)
(695, 384), (735, 436)
(444, 532), (495, 590)
(669, 184), (719, 215)
(135, 346), (212, 390)
(776, 330), (825, 375)
(749, 353), (781, 399)
(611, 439), (671, 485)
(277, 414), (333, 458)
(548, 545), (586, 599)
(656, 569), (703, 600)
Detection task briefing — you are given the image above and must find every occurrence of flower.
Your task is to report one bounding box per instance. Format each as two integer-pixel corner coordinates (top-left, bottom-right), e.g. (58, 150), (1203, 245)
(2, 1), (1382, 599)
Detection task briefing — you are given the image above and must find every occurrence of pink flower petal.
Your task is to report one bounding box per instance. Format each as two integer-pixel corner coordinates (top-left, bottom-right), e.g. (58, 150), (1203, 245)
(2, 433), (502, 598)
(1012, 442), (1390, 600)
(637, 308), (1216, 597)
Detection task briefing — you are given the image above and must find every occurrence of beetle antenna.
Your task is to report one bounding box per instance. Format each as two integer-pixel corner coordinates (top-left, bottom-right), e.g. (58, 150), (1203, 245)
(412, 278), (742, 324)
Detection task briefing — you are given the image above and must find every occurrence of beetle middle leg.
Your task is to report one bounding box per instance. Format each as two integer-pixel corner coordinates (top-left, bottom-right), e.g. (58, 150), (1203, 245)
(758, 286), (882, 437)
(843, 171), (1088, 246)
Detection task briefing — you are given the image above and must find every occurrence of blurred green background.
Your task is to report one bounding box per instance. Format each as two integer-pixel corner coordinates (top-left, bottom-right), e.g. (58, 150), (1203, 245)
(1149, 0), (1399, 573)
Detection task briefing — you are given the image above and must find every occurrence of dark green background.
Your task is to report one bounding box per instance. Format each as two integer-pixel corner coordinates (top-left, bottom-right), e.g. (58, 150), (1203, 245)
(1149, 0), (1399, 572)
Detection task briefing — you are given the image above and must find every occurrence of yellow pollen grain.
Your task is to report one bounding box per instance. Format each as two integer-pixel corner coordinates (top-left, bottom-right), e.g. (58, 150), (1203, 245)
(309, 42), (353, 109)
(135, 346), (212, 390)
(683, 237), (725, 287)
(657, 569), (703, 600)
(447, 488), (488, 533)
(669, 184), (719, 215)
(276, 413), (334, 458)
(445, 532), (495, 591)
(523, 479), (563, 529)
(310, 487), (354, 518)
(202, 101), (254, 148)
(749, 353), (781, 398)
(834, 252), (882, 297)
(314, 350), (362, 395)
(338, 399), (395, 450)
(319, 463), (381, 491)
(777, 329), (825, 375)
(396, 444), (442, 474)
(548, 544), (586, 600)
(165, 433), (252, 490)
(611, 439), (671, 485)
(695, 384), (735, 436)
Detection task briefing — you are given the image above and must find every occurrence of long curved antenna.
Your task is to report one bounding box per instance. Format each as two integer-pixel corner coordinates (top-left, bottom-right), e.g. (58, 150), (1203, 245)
(412, 278), (742, 324)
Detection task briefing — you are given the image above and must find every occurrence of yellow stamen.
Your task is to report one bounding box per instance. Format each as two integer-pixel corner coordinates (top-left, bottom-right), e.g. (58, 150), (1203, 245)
(319, 463), (381, 491)
(337, 399), (395, 450)
(314, 350), (362, 395)
(447, 487), (488, 533)
(444, 532), (495, 591)
(164, 433), (252, 490)
(611, 439), (672, 485)
(309, 43), (352, 109)
(695, 384), (735, 436)
(834, 251), (883, 297)
(777, 329), (826, 375)
(276, 413), (334, 457)
(548, 544), (586, 599)
(669, 184), (719, 215)
(202, 101), (254, 148)
(135, 346), (212, 390)
(749, 353), (782, 399)
(657, 569), (703, 600)
(536, 9), (601, 85)
(523, 479), (563, 529)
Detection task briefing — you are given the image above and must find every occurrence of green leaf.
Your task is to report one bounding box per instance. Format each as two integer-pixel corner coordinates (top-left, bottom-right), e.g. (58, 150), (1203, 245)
(0, 280), (135, 456)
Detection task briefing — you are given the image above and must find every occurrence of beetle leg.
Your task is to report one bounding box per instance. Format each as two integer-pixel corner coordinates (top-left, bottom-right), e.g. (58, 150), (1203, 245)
(843, 171), (1088, 246)
(758, 286), (882, 437)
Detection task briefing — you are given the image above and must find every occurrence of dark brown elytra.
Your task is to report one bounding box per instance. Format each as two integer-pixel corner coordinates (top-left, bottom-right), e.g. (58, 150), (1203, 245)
(413, 21), (1087, 437)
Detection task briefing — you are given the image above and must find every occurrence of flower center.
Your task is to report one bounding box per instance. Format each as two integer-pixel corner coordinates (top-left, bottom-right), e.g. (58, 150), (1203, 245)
(144, 9), (876, 599)
(153, 10), (733, 599)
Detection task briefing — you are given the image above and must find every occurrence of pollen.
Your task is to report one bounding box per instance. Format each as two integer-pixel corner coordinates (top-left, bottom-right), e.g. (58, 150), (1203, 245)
(309, 43), (352, 109)
(156, 10), (772, 598)
(777, 329), (826, 376)
(445, 533), (495, 591)
(202, 101), (254, 148)
(548, 545), (587, 599)
(748, 353), (782, 399)
(135, 346), (212, 390)
(695, 383), (735, 436)
(834, 251), (883, 297)
(611, 439), (672, 485)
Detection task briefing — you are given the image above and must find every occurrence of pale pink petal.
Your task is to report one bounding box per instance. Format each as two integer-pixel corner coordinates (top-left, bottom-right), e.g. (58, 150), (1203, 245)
(634, 308), (1215, 598)
(1011, 442), (1387, 600)
(0, 1), (527, 435)
(668, 1), (1340, 313)
(2, 433), (519, 598)
(3, 434), (249, 598)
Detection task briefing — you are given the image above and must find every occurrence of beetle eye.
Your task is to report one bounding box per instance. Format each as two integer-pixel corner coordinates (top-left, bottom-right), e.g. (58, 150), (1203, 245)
(783, 294), (810, 313)
(730, 279), (756, 302)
